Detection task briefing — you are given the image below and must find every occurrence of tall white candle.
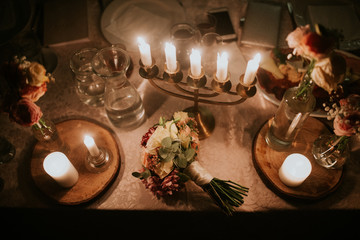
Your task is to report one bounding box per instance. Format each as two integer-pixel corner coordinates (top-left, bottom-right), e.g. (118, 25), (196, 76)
(43, 152), (79, 188)
(137, 37), (152, 67)
(165, 42), (177, 72)
(190, 49), (202, 78)
(216, 52), (228, 82)
(278, 153), (312, 187)
(84, 135), (100, 156)
(243, 53), (261, 86)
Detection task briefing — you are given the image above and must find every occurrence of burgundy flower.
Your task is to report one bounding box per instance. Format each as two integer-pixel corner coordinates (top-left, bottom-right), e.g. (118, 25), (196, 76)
(9, 98), (43, 126)
(301, 32), (335, 60)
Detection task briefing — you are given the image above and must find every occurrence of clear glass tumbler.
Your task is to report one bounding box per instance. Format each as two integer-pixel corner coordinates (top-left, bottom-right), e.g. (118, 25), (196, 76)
(70, 48), (105, 107)
(92, 47), (145, 129)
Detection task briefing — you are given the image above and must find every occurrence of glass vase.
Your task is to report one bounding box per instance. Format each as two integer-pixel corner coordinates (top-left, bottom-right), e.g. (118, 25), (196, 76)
(31, 117), (69, 153)
(92, 46), (145, 129)
(265, 76), (316, 150)
(312, 134), (350, 169)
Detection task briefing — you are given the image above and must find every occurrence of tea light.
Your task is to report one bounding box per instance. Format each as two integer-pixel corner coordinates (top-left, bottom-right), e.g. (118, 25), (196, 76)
(279, 153), (312, 187)
(216, 52), (228, 82)
(190, 48), (202, 78)
(243, 53), (261, 86)
(84, 135), (100, 157)
(137, 37), (152, 67)
(165, 42), (177, 72)
(43, 152), (79, 188)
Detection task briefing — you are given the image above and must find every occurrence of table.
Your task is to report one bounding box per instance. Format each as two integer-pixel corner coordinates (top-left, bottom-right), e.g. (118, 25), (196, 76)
(1, 0), (360, 237)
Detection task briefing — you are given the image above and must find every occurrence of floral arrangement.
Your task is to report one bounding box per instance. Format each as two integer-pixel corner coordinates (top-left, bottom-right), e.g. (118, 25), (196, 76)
(0, 56), (53, 127)
(323, 94), (360, 153)
(286, 24), (345, 97)
(133, 112), (248, 215)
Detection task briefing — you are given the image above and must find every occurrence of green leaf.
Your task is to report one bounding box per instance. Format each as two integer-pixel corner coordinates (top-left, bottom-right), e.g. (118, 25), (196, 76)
(174, 155), (187, 168)
(159, 147), (169, 159)
(164, 152), (175, 162)
(132, 168), (151, 179)
(185, 148), (195, 161)
(161, 137), (172, 148)
(171, 142), (180, 152)
(132, 172), (141, 178)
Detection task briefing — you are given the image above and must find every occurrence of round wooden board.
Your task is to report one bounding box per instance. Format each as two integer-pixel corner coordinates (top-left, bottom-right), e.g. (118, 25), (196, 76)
(30, 119), (121, 205)
(252, 117), (343, 200)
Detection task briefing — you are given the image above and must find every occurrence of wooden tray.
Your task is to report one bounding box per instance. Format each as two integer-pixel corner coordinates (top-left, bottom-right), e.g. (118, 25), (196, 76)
(252, 117), (343, 200)
(30, 119), (121, 205)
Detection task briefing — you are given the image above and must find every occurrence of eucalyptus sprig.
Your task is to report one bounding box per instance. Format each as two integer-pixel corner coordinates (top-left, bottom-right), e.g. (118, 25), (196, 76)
(159, 137), (196, 169)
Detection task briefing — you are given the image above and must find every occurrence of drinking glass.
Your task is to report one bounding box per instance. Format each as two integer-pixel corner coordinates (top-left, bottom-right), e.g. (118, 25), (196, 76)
(170, 23), (200, 69)
(200, 33), (223, 78)
(70, 48), (105, 107)
(92, 46), (145, 129)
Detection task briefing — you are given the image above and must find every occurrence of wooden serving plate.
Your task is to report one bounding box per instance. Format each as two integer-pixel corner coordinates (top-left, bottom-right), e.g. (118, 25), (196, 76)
(30, 119), (121, 205)
(252, 117), (343, 200)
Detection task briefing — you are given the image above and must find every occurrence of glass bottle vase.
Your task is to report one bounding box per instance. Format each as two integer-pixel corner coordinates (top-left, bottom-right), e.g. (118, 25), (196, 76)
(31, 117), (69, 153)
(312, 134), (350, 169)
(265, 81), (316, 150)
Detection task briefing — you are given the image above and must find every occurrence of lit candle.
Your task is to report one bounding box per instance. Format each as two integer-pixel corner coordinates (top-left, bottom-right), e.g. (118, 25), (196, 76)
(278, 153), (312, 187)
(165, 42), (177, 72)
(243, 53), (261, 86)
(43, 152), (79, 188)
(216, 52), (228, 82)
(137, 37), (152, 67)
(84, 135), (100, 157)
(190, 48), (202, 78)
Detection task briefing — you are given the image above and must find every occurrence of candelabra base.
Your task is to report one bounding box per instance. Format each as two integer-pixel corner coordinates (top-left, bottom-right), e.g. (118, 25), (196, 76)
(85, 147), (112, 173)
(184, 106), (215, 140)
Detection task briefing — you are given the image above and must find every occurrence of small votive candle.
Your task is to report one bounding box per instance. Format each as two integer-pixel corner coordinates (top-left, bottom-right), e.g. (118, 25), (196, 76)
(243, 53), (261, 86)
(137, 37), (152, 67)
(190, 48), (202, 78)
(84, 135), (100, 157)
(216, 52), (228, 82)
(165, 42), (177, 72)
(279, 153), (312, 187)
(43, 152), (79, 188)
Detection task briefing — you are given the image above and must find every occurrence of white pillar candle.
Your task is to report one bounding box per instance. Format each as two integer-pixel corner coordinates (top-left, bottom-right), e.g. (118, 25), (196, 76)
(165, 42), (177, 72)
(243, 53), (261, 86)
(216, 52), (228, 82)
(43, 152), (79, 188)
(84, 135), (100, 156)
(190, 48), (202, 78)
(279, 153), (312, 187)
(137, 37), (152, 67)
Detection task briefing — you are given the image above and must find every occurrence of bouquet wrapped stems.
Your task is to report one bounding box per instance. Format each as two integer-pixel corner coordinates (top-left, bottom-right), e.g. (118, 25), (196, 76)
(185, 161), (248, 215)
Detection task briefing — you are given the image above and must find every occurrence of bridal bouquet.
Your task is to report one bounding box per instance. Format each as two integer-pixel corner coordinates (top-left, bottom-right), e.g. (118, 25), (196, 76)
(133, 112), (248, 215)
(0, 56), (53, 126)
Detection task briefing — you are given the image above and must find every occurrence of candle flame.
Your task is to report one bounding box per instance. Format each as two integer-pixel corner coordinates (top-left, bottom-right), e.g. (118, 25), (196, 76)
(84, 135), (95, 147)
(137, 37), (146, 46)
(254, 53), (261, 63)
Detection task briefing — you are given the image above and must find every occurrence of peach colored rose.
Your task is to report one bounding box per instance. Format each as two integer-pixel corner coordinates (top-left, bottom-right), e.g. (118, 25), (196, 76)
(9, 98), (43, 126)
(333, 114), (359, 136)
(27, 62), (49, 87)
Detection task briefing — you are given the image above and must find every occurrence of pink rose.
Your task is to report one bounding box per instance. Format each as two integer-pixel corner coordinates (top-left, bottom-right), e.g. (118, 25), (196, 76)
(20, 82), (47, 102)
(333, 115), (358, 136)
(286, 25), (311, 54)
(9, 98), (43, 126)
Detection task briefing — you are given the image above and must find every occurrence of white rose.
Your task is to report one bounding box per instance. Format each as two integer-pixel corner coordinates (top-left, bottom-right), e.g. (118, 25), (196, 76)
(154, 161), (174, 179)
(173, 111), (189, 123)
(146, 126), (170, 154)
(165, 120), (178, 140)
(311, 55), (345, 94)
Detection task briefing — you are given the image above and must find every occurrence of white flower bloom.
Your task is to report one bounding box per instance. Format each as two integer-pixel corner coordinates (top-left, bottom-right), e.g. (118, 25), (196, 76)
(165, 120), (178, 140)
(146, 126), (170, 155)
(154, 161), (174, 179)
(173, 111), (189, 123)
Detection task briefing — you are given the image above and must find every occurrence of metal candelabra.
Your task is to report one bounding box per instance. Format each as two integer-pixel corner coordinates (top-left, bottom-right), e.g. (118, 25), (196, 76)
(138, 58), (257, 139)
